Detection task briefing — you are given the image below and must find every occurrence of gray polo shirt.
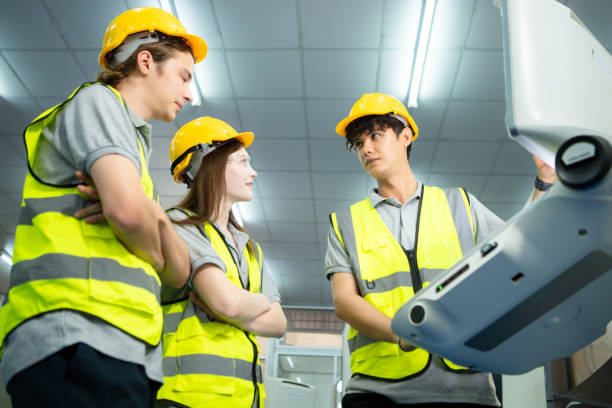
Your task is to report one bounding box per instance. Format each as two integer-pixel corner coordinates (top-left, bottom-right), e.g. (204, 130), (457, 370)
(325, 183), (504, 406)
(1, 83), (163, 388)
(163, 208), (281, 304)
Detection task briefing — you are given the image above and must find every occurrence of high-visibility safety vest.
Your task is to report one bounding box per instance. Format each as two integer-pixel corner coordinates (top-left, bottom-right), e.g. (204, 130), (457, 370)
(330, 185), (476, 381)
(157, 213), (266, 408)
(0, 82), (162, 356)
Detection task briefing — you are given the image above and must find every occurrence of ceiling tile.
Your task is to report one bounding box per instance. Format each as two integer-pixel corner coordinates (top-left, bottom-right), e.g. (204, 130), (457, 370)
(429, 0), (475, 49)
(175, 99), (240, 130)
(214, 0), (298, 48)
(239, 100), (306, 139)
(481, 202), (524, 222)
(441, 101), (506, 141)
(480, 175), (533, 203)
(0, 0), (65, 49)
(45, 0), (126, 49)
(316, 223), (330, 243)
(243, 221), (271, 242)
(4, 51), (86, 98)
(309, 140), (362, 172)
(0, 166), (26, 194)
(268, 223), (316, 243)
(466, 0), (503, 49)
(315, 197), (354, 225)
(228, 51), (302, 98)
(382, 0), (422, 48)
(150, 120), (178, 139)
(151, 169), (186, 196)
(312, 172), (367, 200)
(35, 98), (65, 114)
(0, 215), (18, 235)
(256, 172), (312, 199)
(300, 0), (383, 48)
(0, 55), (29, 98)
(259, 242), (321, 260)
(174, 0), (222, 49)
(73, 51), (102, 82)
(420, 50), (461, 100)
(377, 50), (414, 99)
(431, 141), (500, 173)
(262, 199), (315, 223)
(150, 137), (173, 170)
(248, 139), (309, 171)
(567, 0), (612, 49)
(409, 140), (436, 172)
(452, 50), (504, 100)
(237, 199), (266, 223)
(194, 50), (233, 98)
(410, 100), (446, 140)
(3, 136), (26, 163)
(307, 100), (352, 139)
(427, 174), (488, 196)
(0, 97), (40, 136)
(492, 142), (537, 175)
(0, 193), (21, 215)
(304, 51), (377, 99)
(269, 260), (323, 278)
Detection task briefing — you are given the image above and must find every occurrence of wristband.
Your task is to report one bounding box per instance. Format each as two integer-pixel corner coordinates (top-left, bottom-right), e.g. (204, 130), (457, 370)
(534, 177), (554, 191)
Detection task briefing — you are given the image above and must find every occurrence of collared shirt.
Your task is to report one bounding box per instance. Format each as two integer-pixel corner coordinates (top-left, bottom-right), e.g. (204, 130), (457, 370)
(1, 84), (162, 388)
(325, 183), (504, 406)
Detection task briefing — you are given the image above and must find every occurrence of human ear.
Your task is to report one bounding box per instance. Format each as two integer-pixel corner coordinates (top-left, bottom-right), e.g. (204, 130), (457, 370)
(136, 50), (154, 74)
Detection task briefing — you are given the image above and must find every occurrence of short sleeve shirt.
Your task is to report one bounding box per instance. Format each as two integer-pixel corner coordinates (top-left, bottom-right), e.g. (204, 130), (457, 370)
(1, 83), (161, 388)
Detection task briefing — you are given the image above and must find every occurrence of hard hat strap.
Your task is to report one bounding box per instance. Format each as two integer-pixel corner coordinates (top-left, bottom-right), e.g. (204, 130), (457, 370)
(171, 140), (236, 186)
(108, 31), (168, 68)
(389, 114), (408, 128)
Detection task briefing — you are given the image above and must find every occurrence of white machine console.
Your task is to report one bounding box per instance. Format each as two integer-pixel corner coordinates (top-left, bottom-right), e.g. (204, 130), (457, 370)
(391, 0), (612, 374)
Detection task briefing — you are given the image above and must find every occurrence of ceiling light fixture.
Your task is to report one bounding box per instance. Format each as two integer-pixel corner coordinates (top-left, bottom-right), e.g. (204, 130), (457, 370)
(159, 0), (203, 106)
(408, 0), (437, 108)
(286, 356), (295, 368)
(232, 204), (244, 227)
(1, 250), (12, 266)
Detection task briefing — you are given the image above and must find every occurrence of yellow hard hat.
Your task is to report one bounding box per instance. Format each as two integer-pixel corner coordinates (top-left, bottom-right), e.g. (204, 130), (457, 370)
(336, 93), (419, 141)
(170, 117), (255, 184)
(99, 7), (208, 68)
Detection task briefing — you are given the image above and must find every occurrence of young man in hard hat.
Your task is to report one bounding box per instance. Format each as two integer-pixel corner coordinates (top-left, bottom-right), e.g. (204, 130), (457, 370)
(326, 93), (556, 407)
(0, 8), (207, 407)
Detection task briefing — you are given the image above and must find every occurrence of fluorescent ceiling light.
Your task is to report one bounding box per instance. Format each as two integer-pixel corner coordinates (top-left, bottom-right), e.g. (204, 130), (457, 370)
(232, 204), (244, 227)
(159, 0), (203, 106)
(1, 251), (12, 266)
(286, 356), (295, 368)
(408, 0), (437, 108)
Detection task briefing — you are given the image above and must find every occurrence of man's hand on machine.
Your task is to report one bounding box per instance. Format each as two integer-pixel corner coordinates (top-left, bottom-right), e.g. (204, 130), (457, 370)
(73, 170), (105, 224)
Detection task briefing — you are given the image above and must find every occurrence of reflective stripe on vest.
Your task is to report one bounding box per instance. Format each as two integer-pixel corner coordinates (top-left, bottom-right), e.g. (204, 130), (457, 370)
(157, 218), (266, 408)
(330, 186), (475, 380)
(0, 82), (162, 355)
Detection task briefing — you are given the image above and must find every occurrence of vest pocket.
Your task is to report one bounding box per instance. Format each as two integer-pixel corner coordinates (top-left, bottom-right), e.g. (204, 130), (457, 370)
(422, 241), (461, 268)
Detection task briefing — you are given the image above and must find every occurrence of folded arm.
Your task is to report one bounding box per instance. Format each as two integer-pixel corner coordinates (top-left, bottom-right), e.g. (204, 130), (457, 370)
(191, 263), (271, 323)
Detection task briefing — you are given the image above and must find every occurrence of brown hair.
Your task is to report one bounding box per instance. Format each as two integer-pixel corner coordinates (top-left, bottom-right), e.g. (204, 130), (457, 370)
(96, 36), (193, 87)
(174, 139), (256, 255)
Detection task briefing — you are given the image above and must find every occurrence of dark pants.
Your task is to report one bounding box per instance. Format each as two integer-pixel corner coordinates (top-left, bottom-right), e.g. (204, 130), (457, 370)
(7, 343), (161, 408)
(342, 393), (496, 408)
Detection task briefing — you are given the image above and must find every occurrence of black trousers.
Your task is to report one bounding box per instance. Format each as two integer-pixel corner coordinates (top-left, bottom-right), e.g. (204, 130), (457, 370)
(342, 393), (497, 408)
(7, 343), (161, 408)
